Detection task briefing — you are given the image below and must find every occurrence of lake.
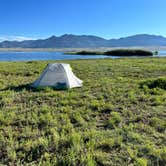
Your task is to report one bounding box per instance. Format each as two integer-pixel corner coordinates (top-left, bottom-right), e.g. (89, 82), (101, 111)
(0, 51), (165, 61)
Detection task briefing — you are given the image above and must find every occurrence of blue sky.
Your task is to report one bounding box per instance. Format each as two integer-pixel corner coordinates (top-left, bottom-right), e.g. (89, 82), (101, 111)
(0, 0), (166, 41)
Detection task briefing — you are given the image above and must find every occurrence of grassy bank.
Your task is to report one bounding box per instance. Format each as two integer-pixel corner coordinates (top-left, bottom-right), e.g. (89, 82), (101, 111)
(66, 49), (154, 56)
(0, 58), (166, 165)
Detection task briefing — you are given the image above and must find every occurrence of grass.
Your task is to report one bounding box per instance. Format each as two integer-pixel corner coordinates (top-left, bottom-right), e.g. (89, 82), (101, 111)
(0, 57), (166, 165)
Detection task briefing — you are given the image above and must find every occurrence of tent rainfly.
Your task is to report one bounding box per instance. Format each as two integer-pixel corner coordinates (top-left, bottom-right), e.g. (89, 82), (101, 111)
(31, 63), (83, 89)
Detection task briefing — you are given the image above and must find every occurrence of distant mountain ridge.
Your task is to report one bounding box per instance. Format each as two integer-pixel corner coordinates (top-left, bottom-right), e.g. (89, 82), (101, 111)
(0, 34), (166, 48)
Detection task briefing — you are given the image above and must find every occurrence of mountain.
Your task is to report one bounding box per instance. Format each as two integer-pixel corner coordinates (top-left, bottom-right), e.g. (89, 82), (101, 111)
(0, 34), (166, 48)
(109, 34), (166, 47)
(0, 34), (109, 48)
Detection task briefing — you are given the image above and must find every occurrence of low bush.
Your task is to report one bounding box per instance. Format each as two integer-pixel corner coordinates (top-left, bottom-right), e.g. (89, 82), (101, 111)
(140, 77), (166, 90)
(74, 51), (102, 55)
(70, 49), (153, 56)
(104, 49), (153, 56)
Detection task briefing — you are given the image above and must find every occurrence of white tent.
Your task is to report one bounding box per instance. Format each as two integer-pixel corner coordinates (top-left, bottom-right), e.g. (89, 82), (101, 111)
(31, 63), (83, 89)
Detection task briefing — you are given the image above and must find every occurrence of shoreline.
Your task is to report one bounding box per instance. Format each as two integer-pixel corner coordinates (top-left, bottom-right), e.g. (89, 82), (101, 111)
(0, 57), (165, 63)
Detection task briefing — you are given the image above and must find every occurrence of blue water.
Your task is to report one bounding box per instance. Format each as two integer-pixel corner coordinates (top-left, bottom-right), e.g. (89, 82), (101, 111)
(0, 51), (165, 61)
(158, 51), (166, 57)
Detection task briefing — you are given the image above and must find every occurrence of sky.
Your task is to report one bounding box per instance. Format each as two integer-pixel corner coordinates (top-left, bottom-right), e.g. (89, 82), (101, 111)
(0, 0), (166, 41)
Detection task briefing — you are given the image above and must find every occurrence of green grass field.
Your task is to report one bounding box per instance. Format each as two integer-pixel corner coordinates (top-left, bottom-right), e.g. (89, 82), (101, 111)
(0, 58), (166, 165)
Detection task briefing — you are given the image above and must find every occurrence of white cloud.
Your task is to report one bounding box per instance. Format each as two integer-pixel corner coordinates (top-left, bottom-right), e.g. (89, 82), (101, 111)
(0, 35), (35, 42)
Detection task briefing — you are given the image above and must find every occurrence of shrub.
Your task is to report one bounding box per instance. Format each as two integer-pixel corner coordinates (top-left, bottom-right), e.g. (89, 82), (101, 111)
(104, 49), (153, 56)
(72, 49), (153, 56)
(140, 78), (166, 90)
(75, 51), (102, 55)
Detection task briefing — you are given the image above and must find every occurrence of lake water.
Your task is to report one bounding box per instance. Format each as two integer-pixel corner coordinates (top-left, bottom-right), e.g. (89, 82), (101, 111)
(0, 51), (165, 61)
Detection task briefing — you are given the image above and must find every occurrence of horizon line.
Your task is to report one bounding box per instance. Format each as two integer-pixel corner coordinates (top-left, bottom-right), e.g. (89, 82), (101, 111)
(0, 33), (165, 42)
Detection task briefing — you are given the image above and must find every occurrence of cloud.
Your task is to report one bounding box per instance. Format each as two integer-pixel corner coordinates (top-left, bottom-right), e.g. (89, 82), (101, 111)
(0, 35), (35, 42)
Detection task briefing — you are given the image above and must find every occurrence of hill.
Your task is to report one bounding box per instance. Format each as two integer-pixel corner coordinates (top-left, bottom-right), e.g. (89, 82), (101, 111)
(109, 34), (166, 46)
(0, 34), (108, 48)
(0, 34), (166, 48)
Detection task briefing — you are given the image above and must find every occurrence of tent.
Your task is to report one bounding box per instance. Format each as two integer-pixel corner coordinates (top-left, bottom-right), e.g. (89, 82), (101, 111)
(31, 63), (83, 89)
